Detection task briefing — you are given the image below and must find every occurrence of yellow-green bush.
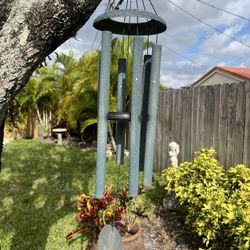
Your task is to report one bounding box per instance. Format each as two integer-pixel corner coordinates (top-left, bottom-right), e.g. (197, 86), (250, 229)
(162, 148), (250, 250)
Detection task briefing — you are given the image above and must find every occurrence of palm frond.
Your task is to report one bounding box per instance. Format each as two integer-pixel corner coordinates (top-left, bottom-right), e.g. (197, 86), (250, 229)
(80, 118), (97, 134)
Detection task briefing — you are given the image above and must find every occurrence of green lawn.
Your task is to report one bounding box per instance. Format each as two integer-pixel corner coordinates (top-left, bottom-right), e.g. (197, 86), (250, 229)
(0, 140), (164, 250)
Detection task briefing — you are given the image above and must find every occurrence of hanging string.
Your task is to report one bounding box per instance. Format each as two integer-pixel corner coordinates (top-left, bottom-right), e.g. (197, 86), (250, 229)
(123, 0), (129, 59)
(91, 0), (112, 50)
(124, 0), (129, 10)
(141, 0), (150, 54)
(148, 0), (158, 14)
(136, 0), (139, 10)
(141, 0), (146, 10)
(135, 0), (139, 8)
(105, 1), (110, 12)
(126, 0), (132, 64)
(115, 0), (125, 9)
(147, 0), (159, 44)
(109, 0), (116, 10)
(136, 0), (139, 35)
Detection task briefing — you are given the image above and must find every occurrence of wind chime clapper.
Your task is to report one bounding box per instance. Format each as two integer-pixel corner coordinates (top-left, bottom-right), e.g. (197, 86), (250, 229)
(94, 7), (167, 198)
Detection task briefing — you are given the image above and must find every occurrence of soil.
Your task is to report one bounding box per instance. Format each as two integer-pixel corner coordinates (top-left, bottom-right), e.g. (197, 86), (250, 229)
(141, 207), (202, 250)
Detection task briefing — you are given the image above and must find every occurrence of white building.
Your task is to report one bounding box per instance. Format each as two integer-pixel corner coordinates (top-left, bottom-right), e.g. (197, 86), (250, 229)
(191, 66), (250, 87)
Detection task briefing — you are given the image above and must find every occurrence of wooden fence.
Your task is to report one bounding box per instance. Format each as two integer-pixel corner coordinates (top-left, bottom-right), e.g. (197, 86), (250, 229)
(154, 82), (250, 172)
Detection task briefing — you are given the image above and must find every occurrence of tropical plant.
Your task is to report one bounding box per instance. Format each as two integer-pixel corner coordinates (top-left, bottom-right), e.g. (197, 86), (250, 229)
(15, 70), (56, 137)
(58, 51), (100, 133)
(12, 37), (153, 142)
(162, 148), (250, 250)
(66, 186), (131, 241)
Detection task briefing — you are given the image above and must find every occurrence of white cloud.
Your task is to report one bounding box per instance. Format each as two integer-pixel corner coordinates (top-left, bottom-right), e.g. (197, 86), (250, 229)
(55, 0), (250, 88)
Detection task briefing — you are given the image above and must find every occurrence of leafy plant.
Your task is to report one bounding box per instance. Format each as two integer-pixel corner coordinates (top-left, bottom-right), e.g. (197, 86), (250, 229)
(127, 192), (155, 217)
(66, 186), (131, 241)
(223, 165), (250, 250)
(162, 148), (250, 250)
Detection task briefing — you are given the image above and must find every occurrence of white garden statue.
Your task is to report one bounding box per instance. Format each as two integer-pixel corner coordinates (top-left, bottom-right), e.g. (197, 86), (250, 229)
(169, 142), (180, 167)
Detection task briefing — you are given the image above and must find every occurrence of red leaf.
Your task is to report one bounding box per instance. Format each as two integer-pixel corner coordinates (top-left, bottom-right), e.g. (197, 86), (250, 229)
(66, 227), (90, 240)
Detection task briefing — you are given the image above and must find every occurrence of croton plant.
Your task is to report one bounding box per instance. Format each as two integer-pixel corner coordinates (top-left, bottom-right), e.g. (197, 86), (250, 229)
(66, 186), (131, 240)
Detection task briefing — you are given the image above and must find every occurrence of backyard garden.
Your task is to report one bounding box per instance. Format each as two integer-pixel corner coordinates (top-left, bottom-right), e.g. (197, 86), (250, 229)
(1, 139), (250, 250)
(0, 139), (196, 250)
(1, 0), (250, 247)
(1, 37), (249, 249)
(0, 41), (201, 249)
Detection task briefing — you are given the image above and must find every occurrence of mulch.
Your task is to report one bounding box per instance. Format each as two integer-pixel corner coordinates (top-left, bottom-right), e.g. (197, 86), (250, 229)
(141, 207), (203, 250)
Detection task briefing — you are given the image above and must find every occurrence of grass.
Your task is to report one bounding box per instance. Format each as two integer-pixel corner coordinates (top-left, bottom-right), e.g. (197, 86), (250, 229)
(0, 139), (165, 250)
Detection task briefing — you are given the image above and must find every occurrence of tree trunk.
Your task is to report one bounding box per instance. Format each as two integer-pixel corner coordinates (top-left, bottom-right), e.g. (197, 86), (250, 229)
(0, 0), (101, 160)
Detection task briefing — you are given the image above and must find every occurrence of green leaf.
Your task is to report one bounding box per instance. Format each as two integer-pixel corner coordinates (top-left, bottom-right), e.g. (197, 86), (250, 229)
(80, 118), (97, 134)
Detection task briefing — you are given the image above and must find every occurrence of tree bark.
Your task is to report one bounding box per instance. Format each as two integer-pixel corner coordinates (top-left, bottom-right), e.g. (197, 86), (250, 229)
(0, 0), (101, 162)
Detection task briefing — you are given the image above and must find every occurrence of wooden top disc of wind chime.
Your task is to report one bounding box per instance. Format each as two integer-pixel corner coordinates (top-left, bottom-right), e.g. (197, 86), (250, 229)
(93, 9), (167, 35)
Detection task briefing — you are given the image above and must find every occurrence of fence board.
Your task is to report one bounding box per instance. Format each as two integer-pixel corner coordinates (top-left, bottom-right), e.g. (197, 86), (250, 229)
(212, 85), (221, 157)
(155, 92), (163, 171)
(218, 85), (228, 167)
(233, 84), (245, 165)
(154, 82), (250, 172)
(165, 90), (172, 166)
(226, 84), (237, 169)
(190, 87), (198, 157)
(195, 87), (202, 151)
(243, 84), (250, 166)
(161, 91), (168, 169)
(206, 86), (215, 148)
(186, 89), (192, 161)
(200, 87), (207, 148)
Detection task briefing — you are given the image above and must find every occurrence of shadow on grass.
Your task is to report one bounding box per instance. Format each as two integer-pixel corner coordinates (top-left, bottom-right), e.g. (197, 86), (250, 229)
(0, 140), (96, 250)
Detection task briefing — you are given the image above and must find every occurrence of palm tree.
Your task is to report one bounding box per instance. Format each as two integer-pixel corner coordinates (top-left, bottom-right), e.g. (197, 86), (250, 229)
(56, 51), (100, 135)
(15, 66), (57, 137)
(59, 38), (151, 147)
(13, 37), (152, 143)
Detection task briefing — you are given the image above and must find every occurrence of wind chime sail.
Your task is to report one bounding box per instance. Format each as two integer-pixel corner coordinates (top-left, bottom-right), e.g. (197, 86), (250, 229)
(94, 1), (167, 198)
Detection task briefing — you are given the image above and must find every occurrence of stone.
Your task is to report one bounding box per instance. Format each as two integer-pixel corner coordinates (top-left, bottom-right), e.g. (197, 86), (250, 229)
(163, 191), (179, 211)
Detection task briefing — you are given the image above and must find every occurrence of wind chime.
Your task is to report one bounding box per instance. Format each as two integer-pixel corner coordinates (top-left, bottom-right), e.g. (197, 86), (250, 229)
(94, 0), (167, 199)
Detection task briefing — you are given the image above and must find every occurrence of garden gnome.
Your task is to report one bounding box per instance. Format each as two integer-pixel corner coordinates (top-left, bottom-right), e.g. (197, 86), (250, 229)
(169, 142), (179, 167)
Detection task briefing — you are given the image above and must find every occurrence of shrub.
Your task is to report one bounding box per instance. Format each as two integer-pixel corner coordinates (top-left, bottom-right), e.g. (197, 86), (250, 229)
(66, 186), (130, 241)
(162, 148), (250, 250)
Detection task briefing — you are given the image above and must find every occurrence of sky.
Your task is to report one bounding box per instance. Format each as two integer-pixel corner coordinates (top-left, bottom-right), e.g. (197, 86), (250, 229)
(54, 0), (250, 88)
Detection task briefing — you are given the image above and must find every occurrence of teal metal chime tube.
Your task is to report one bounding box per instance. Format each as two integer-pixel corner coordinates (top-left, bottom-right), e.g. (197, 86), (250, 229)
(143, 44), (162, 186)
(129, 37), (144, 197)
(139, 55), (152, 171)
(95, 31), (112, 198)
(116, 58), (127, 165)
